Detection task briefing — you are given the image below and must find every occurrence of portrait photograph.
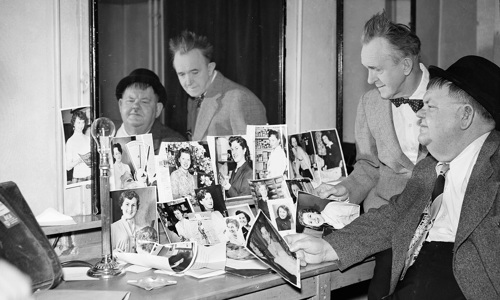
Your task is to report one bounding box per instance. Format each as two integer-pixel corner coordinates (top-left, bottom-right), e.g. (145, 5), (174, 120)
(310, 129), (348, 184)
(287, 132), (320, 186)
(157, 197), (194, 243)
(222, 216), (246, 246)
(269, 198), (296, 235)
(285, 178), (316, 203)
(295, 191), (360, 234)
(110, 186), (158, 253)
(249, 177), (285, 219)
(208, 135), (255, 200)
(226, 203), (254, 240)
(248, 125), (289, 180)
(245, 211), (300, 288)
(110, 134), (155, 191)
(156, 241), (196, 273)
(60, 105), (92, 187)
(158, 141), (215, 203)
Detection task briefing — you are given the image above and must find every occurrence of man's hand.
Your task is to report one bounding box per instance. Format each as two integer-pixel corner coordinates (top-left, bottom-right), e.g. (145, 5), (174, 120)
(0, 260), (34, 300)
(285, 234), (338, 267)
(314, 183), (349, 201)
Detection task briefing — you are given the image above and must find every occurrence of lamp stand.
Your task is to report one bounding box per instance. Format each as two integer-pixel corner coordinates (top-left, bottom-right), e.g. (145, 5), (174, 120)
(87, 150), (124, 278)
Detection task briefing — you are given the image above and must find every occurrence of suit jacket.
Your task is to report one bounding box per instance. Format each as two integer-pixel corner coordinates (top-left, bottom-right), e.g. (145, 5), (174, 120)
(326, 131), (500, 299)
(187, 72), (267, 141)
(227, 161), (252, 198)
(340, 88), (428, 211)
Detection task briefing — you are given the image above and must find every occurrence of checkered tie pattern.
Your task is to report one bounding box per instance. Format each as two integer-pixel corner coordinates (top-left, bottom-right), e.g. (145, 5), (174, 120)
(400, 162), (449, 280)
(390, 97), (423, 113)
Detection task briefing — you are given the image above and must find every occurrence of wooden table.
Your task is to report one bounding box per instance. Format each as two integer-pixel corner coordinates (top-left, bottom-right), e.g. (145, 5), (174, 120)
(53, 259), (374, 300)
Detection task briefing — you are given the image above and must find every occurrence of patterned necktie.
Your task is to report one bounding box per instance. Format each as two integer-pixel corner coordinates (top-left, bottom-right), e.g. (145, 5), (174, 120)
(400, 162), (449, 280)
(390, 98), (423, 113)
(192, 93), (205, 108)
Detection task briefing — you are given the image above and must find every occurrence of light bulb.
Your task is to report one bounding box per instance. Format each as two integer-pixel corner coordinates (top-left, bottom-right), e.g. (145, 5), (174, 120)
(90, 117), (115, 154)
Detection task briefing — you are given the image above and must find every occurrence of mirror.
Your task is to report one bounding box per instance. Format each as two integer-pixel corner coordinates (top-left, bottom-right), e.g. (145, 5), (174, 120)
(94, 0), (285, 136)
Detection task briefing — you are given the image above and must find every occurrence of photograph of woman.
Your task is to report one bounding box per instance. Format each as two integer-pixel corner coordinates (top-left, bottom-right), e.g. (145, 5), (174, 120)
(235, 210), (252, 239)
(219, 136), (253, 198)
(170, 147), (196, 199)
(245, 212), (299, 287)
(289, 135), (316, 183)
(274, 204), (294, 231)
(111, 143), (132, 190)
(64, 108), (91, 185)
(111, 187), (157, 253)
(223, 217), (245, 246)
(264, 129), (288, 179)
(253, 181), (271, 218)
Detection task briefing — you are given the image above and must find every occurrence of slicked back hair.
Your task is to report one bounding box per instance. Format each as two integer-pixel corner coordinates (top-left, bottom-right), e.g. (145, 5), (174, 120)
(362, 10), (421, 63)
(169, 30), (214, 63)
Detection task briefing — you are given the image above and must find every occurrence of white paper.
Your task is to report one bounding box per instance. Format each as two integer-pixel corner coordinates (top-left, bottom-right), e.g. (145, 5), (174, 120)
(62, 267), (99, 281)
(36, 208), (76, 226)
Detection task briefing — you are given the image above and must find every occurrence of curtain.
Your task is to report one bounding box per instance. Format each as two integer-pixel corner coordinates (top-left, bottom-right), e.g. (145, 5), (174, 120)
(163, 0), (284, 137)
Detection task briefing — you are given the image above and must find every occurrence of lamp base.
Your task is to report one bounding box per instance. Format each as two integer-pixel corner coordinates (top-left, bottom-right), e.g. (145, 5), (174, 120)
(87, 254), (124, 279)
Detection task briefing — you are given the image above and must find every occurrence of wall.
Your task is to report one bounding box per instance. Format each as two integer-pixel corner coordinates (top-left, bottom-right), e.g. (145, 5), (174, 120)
(0, 0), (90, 216)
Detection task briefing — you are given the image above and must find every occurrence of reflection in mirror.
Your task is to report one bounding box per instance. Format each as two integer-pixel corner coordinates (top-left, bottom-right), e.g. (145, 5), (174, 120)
(97, 0), (285, 141)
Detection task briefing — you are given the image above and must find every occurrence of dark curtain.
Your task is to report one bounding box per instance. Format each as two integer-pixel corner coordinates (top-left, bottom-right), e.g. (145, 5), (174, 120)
(163, 0), (284, 137)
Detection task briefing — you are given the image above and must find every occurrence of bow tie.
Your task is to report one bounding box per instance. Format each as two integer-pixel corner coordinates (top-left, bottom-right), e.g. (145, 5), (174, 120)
(191, 94), (205, 108)
(389, 97), (423, 113)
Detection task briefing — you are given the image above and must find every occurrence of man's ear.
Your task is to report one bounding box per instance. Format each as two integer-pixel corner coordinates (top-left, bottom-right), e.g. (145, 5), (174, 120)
(208, 62), (216, 76)
(155, 102), (164, 118)
(461, 104), (474, 129)
(118, 98), (123, 109)
(402, 57), (414, 76)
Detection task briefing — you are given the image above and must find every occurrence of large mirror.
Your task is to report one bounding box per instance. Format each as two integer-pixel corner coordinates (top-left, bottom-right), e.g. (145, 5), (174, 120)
(94, 0), (285, 136)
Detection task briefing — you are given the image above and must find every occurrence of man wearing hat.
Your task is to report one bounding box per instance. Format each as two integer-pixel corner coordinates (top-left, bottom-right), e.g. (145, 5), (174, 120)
(115, 68), (185, 152)
(285, 55), (500, 299)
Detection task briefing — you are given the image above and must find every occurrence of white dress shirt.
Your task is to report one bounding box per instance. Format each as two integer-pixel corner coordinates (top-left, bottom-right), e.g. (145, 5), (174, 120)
(392, 63), (429, 164)
(427, 132), (490, 242)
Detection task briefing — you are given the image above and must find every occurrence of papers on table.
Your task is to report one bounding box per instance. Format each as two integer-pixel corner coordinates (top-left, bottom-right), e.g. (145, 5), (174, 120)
(36, 208), (76, 226)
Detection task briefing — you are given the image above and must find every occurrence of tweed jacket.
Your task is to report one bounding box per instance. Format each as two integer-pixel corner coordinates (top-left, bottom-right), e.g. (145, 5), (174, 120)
(340, 88), (428, 211)
(187, 72), (267, 141)
(326, 131), (500, 299)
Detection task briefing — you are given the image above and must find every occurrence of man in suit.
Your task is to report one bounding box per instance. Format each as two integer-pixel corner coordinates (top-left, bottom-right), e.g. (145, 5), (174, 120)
(169, 30), (267, 141)
(287, 55), (500, 299)
(115, 68), (185, 153)
(315, 11), (428, 299)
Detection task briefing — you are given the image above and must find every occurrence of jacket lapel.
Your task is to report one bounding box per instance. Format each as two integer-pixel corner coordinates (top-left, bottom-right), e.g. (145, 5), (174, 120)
(454, 132), (500, 248)
(192, 73), (224, 141)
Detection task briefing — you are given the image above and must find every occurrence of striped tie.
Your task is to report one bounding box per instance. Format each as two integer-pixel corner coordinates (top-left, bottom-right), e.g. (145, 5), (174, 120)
(400, 162), (449, 279)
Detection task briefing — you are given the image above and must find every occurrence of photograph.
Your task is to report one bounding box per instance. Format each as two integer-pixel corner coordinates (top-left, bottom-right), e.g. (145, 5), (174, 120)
(288, 132), (319, 185)
(110, 186), (158, 253)
(110, 134), (155, 191)
(209, 135), (255, 200)
(245, 211), (300, 288)
(60, 106), (92, 187)
(310, 129), (348, 184)
(269, 198), (296, 235)
(285, 178), (316, 203)
(295, 191), (360, 235)
(222, 216), (246, 246)
(249, 177), (285, 219)
(157, 141), (215, 204)
(249, 125), (289, 180)
(156, 241), (197, 273)
(157, 198), (195, 243)
(226, 203), (255, 239)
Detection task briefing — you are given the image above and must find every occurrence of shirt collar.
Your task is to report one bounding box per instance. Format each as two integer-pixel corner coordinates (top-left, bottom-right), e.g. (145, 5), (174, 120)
(409, 63), (429, 100)
(446, 131), (491, 187)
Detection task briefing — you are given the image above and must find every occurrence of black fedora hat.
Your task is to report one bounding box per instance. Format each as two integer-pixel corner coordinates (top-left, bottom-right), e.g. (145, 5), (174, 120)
(429, 55), (500, 129)
(115, 68), (167, 105)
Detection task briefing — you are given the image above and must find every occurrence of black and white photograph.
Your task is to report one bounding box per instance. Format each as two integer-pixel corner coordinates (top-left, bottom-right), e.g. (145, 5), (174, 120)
(310, 129), (348, 184)
(110, 186), (158, 253)
(245, 211), (300, 288)
(61, 106), (92, 187)
(208, 135), (254, 200)
(288, 132), (319, 186)
(110, 134), (155, 191)
(285, 178), (316, 203)
(269, 198), (296, 235)
(249, 125), (289, 180)
(157, 141), (215, 203)
(157, 197), (195, 243)
(249, 177), (285, 219)
(226, 203), (254, 239)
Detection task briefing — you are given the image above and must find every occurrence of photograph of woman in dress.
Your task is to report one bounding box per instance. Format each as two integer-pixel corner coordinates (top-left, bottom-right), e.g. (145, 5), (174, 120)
(219, 136), (253, 198)
(111, 187), (157, 253)
(170, 147), (196, 199)
(235, 210), (252, 239)
(289, 135), (316, 182)
(263, 129), (288, 179)
(223, 217), (245, 246)
(64, 109), (91, 185)
(111, 143), (132, 190)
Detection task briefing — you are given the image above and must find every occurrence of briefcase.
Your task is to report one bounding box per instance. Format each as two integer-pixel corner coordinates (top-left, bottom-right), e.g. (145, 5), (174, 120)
(0, 181), (63, 290)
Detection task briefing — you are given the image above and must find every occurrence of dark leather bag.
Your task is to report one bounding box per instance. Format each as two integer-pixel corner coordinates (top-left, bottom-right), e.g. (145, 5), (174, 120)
(0, 181), (63, 290)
